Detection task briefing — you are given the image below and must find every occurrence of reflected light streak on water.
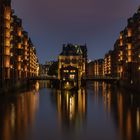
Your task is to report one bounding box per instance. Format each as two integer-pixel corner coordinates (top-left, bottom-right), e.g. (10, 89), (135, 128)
(0, 81), (140, 140)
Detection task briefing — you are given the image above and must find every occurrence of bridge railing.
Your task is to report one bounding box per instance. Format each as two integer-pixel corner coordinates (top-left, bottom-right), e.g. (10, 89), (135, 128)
(29, 75), (58, 80)
(82, 75), (120, 80)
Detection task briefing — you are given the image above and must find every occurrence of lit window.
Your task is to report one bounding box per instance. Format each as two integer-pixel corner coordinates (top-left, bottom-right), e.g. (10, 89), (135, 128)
(64, 70), (69, 73)
(120, 57), (123, 61)
(5, 58), (10, 67)
(128, 50), (132, 56)
(128, 43), (132, 49)
(18, 56), (21, 61)
(18, 44), (22, 49)
(5, 40), (10, 46)
(5, 11), (10, 20)
(120, 40), (123, 46)
(120, 51), (123, 55)
(70, 70), (75, 73)
(70, 74), (75, 79)
(18, 30), (22, 36)
(119, 35), (122, 39)
(10, 53), (13, 56)
(128, 57), (132, 62)
(127, 28), (132, 37)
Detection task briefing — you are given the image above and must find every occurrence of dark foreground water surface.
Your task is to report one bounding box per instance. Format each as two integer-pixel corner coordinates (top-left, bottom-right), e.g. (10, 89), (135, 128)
(0, 81), (140, 140)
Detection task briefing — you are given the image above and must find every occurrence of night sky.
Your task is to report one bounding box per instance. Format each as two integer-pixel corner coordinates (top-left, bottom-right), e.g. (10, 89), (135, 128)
(12, 0), (140, 64)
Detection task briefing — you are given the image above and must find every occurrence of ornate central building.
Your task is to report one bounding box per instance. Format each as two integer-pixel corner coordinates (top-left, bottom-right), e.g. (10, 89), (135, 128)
(58, 44), (87, 89)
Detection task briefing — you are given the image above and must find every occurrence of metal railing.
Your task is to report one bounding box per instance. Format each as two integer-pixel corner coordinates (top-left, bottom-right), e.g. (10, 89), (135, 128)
(82, 75), (120, 81)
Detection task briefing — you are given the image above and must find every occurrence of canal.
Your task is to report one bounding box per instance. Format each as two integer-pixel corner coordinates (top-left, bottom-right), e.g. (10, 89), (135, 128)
(0, 81), (140, 140)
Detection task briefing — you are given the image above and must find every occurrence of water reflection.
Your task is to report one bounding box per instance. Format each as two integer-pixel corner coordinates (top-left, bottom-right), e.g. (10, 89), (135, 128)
(55, 88), (87, 130)
(86, 81), (140, 140)
(0, 81), (140, 140)
(0, 88), (39, 140)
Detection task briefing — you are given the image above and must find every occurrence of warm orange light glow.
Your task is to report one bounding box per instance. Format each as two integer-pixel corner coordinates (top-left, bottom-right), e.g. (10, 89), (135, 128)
(18, 56), (21, 61)
(120, 40), (123, 46)
(18, 28), (22, 36)
(18, 44), (22, 49)
(127, 57), (132, 62)
(5, 40), (10, 46)
(24, 56), (28, 60)
(128, 50), (132, 56)
(70, 70), (75, 72)
(128, 57), (132, 62)
(5, 29), (10, 37)
(64, 70), (69, 73)
(70, 74), (75, 79)
(5, 22), (10, 28)
(126, 110), (132, 140)
(25, 52), (28, 56)
(137, 108), (140, 132)
(5, 48), (10, 55)
(18, 64), (21, 70)
(120, 67), (123, 73)
(24, 66), (27, 71)
(5, 59), (10, 67)
(4, 11), (10, 20)
(127, 28), (132, 37)
(128, 44), (132, 49)
(118, 94), (123, 131)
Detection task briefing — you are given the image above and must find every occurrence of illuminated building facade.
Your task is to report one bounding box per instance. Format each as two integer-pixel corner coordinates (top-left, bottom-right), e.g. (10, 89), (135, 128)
(0, 0), (39, 89)
(93, 59), (104, 76)
(87, 59), (104, 77)
(0, 0), (12, 88)
(111, 7), (140, 89)
(58, 44), (87, 89)
(104, 50), (115, 77)
(127, 8), (140, 87)
(99, 6), (140, 90)
(113, 39), (124, 78)
(29, 40), (39, 77)
(87, 61), (94, 76)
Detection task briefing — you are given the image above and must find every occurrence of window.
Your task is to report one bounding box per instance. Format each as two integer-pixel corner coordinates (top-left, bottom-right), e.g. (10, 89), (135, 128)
(70, 74), (75, 79)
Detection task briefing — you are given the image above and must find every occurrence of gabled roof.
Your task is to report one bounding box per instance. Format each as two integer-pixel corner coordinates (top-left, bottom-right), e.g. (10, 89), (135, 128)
(60, 43), (87, 56)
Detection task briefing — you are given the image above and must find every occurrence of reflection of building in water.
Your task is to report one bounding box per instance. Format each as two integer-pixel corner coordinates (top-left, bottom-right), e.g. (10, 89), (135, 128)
(92, 82), (112, 114)
(115, 92), (136, 140)
(92, 81), (140, 140)
(110, 90), (140, 140)
(56, 88), (87, 129)
(35, 81), (40, 92)
(0, 90), (39, 140)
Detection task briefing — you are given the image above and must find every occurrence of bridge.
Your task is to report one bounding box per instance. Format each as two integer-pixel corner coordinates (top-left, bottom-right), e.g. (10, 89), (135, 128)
(82, 75), (120, 82)
(29, 76), (58, 80)
(29, 75), (120, 82)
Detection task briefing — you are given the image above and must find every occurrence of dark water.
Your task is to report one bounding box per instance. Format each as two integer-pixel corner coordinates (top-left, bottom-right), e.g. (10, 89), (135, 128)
(0, 81), (140, 140)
